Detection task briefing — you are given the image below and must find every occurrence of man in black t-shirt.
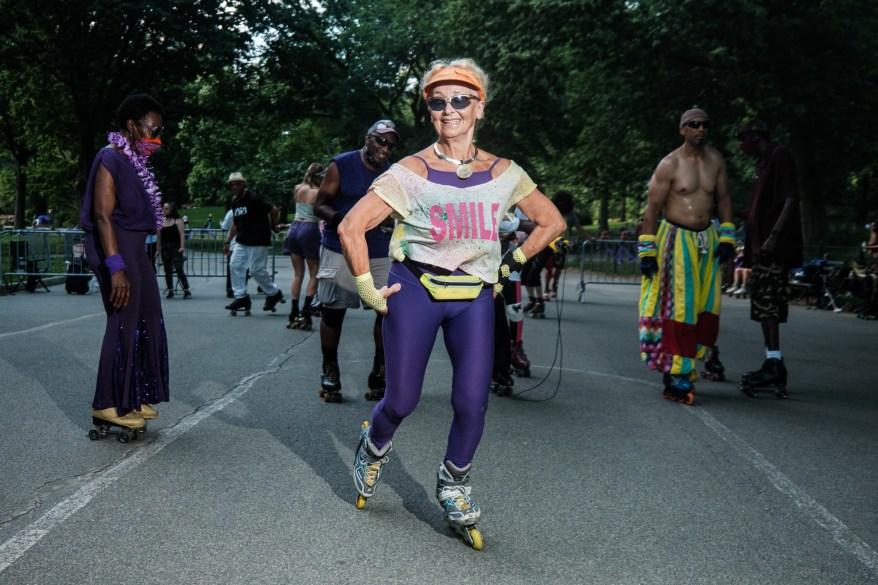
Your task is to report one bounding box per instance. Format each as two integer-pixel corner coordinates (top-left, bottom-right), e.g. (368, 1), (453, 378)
(222, 171), (285, 313)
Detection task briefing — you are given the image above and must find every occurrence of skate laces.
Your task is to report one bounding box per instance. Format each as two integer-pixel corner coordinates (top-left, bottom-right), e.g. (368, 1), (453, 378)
(440, 485), (473, 512)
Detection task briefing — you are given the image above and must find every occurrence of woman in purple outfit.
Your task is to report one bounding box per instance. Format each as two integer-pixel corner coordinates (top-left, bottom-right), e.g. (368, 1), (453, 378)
(339, 58), (565, 548)
(80, 94), (170, 437)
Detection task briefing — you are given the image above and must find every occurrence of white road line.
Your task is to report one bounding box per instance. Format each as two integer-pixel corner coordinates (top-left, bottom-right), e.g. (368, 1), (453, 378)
(2, 359), (875, 576)
(0, 358), (291, 573)
(690, 406), (878, 573)
(510, 363), (878, 575)
(0, 313), (103, 339)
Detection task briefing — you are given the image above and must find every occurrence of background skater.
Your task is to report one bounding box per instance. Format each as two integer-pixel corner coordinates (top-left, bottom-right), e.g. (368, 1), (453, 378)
(736, 119), (804, 398)
(312, 120), (399, 402)
(638, 108), (735, 404)
(222, 171), (285, 316)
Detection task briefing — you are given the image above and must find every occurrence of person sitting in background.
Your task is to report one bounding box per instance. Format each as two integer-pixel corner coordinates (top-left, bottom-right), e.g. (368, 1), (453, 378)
(727, 245), (751, 297)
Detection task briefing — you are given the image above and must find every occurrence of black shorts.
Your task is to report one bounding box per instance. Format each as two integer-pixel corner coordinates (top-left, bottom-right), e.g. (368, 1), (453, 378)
(750, 261), (790, 323)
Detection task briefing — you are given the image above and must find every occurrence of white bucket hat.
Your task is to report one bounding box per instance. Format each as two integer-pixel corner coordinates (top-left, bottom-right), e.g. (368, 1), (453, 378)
(227, 171), (246, 184)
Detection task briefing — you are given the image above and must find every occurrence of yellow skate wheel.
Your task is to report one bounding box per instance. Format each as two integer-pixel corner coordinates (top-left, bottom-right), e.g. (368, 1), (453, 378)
(356, 495), (367, 510)
(468, 527), (483, 550)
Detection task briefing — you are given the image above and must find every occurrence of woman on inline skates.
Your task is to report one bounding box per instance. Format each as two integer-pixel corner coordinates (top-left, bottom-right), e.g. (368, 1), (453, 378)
(338, 58), (565, 549)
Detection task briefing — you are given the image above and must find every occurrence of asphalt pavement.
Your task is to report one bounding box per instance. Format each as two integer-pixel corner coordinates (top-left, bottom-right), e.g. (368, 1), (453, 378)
(1, 264), (876, 584)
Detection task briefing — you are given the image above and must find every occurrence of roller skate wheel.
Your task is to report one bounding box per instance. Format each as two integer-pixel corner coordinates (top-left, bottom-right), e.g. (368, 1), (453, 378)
(356, 495), (367, 510)
(364, 391), (373, 400)
(464, 526), (483, 550)
(88, 429), (100, 440)
(683, 392), (695, 406)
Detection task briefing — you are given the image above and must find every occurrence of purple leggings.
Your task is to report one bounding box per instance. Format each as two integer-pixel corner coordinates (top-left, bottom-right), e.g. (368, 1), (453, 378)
(369, 262), (495, 468)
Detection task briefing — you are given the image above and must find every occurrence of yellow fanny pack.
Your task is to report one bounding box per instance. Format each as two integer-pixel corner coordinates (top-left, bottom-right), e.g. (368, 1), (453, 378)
(404, 258), (484, 301)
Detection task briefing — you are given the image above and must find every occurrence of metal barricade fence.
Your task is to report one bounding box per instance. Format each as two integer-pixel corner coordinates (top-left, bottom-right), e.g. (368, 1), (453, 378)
(572, 238), (641, 302)
(0, 229), (282, 294)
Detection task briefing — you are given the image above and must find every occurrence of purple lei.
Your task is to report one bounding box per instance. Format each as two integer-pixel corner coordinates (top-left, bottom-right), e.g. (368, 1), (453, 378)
(107, 131), (163, 231)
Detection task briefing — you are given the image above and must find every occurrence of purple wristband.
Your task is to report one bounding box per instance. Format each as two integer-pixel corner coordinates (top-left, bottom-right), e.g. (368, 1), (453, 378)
(105, 254), (127, 275)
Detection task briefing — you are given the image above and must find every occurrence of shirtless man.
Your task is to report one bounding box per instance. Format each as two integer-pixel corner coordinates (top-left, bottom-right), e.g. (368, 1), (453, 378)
(637, 108), (736, 404)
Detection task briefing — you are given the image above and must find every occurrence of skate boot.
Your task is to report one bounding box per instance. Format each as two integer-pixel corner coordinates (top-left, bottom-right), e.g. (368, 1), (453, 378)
(286, 307), (300, 329)
(89, 407), (146, 443)
(297, 313), (313, 330)
(510, 340), (531, 377)
(319, 361), (342, 402)
(353, 421), (392, 509)
(306, 299), (322, 318)
(662, 373), (695, 405)
(701, 346), (725, 382)
(134, 403), (158, 420)
(522, 297), (537, 314)
(740, 358), (788, 399)
(225, 295), (252, 316)
(490, 369), (514, 397)
(436, 461), (483, 550)
(365, 362), (386, 401)
(263, 290), (286, 312)
(529, 300), (546, 319)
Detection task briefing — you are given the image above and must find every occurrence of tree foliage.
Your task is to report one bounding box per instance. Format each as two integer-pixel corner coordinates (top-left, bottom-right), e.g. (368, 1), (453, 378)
(2, 0), (878, 244)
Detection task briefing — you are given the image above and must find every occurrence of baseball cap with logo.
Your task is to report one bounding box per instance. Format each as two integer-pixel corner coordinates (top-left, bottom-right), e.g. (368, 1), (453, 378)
(367, 120), (399, 139)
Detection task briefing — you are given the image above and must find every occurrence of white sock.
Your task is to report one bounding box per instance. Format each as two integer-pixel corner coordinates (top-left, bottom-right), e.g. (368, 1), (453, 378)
(766, 350), (782, 360)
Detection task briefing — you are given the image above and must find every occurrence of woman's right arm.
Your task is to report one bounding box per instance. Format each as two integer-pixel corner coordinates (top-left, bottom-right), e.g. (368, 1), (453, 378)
(93, 164), (131, 308)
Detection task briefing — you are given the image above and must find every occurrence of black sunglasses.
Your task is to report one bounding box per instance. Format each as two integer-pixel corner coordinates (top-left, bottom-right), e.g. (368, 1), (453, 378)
(369, 134), (398, 150)
(427, 94), (479, 112)
(686, 120), (710, 129)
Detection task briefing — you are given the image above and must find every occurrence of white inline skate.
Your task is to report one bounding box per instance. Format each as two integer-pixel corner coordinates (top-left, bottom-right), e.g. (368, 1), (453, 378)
(353, 421), (392, 509)
(436, 461), (483, 550)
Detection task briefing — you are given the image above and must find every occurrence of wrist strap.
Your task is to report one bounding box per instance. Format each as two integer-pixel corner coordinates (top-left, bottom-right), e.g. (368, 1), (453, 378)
(105, 254), (127, 275)
(718, 222), (736, 245)
(637, 234), (657, 258)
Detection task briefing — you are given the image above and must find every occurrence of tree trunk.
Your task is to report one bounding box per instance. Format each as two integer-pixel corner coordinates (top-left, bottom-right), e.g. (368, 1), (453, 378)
(14, 162), (26, 229)
(789, 129), (825, 246)
(599, 190), (610, 233)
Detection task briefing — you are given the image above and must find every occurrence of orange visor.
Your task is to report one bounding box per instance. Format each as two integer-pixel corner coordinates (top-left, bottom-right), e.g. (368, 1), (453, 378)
(423, 67), (485, 102)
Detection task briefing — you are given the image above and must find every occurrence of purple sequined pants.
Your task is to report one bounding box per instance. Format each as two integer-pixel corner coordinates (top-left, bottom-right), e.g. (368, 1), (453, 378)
(86, 227), (169, 415)
(369, 262), (494, 468)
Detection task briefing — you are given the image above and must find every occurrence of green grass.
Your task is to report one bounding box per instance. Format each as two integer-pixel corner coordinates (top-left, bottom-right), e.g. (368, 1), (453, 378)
(177, 205), (226, 229)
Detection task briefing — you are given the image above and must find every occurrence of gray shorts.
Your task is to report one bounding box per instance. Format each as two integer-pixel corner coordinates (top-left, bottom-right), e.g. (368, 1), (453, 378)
(317, 247), (390, 310)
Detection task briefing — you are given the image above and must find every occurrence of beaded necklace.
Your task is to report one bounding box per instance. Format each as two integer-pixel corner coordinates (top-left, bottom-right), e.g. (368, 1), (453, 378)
(107, 131), (163, 230)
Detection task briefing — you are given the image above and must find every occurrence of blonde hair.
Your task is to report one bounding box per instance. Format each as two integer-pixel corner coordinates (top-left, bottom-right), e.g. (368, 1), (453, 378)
(420, 58), (490, 104)
(303, 162), (325, 188)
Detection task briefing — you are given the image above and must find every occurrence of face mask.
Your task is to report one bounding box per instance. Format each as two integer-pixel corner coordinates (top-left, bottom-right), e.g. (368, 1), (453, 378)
(739, 136), (759, 155)
(137, 137), (162, 157)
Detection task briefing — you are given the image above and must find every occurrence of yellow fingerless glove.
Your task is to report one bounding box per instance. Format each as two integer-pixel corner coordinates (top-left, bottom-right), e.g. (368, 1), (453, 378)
(354, 272), (387, 312)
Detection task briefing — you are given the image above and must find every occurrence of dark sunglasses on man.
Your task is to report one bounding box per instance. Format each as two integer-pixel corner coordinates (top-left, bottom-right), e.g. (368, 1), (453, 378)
(370, 134), (398, 150)
(686, 120), (710, 130)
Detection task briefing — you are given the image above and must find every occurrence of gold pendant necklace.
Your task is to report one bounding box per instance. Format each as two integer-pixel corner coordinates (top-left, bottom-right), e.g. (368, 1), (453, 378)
(433, 143), (478, 179)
